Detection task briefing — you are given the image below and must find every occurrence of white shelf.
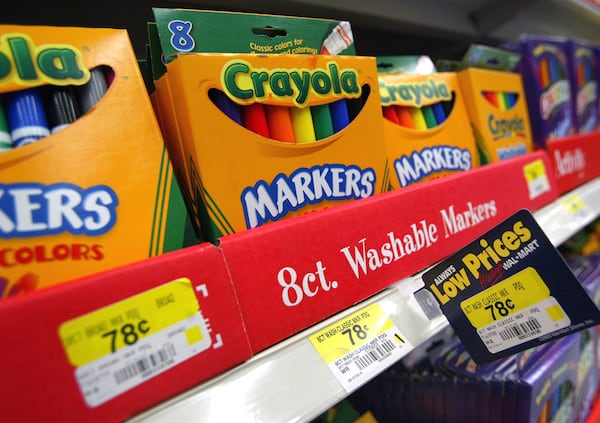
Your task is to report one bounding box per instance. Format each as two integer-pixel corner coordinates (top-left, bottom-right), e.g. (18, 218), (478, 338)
(127, 178), (600, 423)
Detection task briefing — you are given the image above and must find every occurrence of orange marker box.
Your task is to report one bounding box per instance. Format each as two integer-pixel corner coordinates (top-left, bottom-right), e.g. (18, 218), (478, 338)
(0, 25), (194, 298)
(379, 72), (479, 189)
(154, 53), (391, 242)
(458, 68), (534, 164)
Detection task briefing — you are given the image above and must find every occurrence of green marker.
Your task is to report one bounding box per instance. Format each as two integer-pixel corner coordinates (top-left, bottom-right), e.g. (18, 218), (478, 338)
(311, 104), (334, 140)
(422, 105), (438, 128)
(0, 99), (11, 152)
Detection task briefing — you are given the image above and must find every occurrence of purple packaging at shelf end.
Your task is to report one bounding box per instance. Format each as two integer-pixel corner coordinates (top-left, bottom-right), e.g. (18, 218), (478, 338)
(565, 39), (599, 134)
(508, 34), (576, 148)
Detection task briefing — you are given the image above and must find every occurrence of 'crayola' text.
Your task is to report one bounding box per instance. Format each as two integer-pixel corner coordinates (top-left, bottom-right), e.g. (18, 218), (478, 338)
(222, 60), (361, 106)
(0, 33), (90, 86)
(379, 78), (451, 106)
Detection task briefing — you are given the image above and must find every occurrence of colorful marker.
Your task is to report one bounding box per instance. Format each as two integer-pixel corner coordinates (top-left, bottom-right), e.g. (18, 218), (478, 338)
(503, 92), (518, 109)
(421, 105), (437, 128)
(43, 85), (81, 133)
(382, 106), (400, 124)
(241, 103), (270, 138)
(0, 99), (11, 152)
(329, 99), (350, 132)
(290, 106), (316, 143)
(311, 104), (334, 140)
(265, 105), (295, 143)
(347, 85), (370, 121)
(539, 59), (551, 88)
(77, 66), (109, 113)
(5, 87), (50, 147)
(209, 89), (242, 125)
(548, 57), (561, 82)
(431, 102), (446, 125)
(441, 96), (455, 117)
(482, 91), (500, 108)
(396, 105), (415, 128)
(409, 107), (427, 130)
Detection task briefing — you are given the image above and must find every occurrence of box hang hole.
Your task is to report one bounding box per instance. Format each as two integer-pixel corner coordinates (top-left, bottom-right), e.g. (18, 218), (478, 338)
(485, 57), (500, 67)
(251, 26), (288, 38)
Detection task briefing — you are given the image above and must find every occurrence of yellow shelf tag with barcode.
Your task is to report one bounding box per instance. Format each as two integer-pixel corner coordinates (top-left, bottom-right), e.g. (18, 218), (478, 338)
(59, 278), (200, 367)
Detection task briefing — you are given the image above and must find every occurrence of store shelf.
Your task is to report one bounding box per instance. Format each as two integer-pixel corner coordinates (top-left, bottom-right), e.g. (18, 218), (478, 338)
(3, 0), (600, 59)
(127, 177), (600, 423)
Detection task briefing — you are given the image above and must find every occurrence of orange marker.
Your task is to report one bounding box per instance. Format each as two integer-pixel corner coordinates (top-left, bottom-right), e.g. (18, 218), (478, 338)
(265, 105), (295, 143)
(396, 106), (414, 128)
(538, 59), (551, 88)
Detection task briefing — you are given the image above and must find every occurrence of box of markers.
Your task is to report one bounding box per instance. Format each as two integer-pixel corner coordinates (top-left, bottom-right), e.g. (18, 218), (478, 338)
(150, 9), (390, 242)
(565, 39), (599, 134)
(507, 34), (576, 147)
(456, 45), (534, 164)
(0, 25), (196, 299)
(377, 62), (479, 189)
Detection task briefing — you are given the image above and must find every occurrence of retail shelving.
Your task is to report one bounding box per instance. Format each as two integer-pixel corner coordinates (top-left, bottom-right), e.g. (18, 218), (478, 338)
(127, 177), (600, 422)
(3, 0), (600, 59)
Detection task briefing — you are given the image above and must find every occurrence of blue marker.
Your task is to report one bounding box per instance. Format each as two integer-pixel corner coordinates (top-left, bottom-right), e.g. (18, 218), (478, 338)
(329, 99), (350, 132)
(208, 89), (242, 125)
(5, 87), (50, 147)
(77, 67), (109, 113)
(432, 102), (447, 124)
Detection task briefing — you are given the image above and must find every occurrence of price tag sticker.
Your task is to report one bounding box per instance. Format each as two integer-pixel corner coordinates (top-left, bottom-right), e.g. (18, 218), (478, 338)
(560, 194), (592, 220)
(417, 209), (600, 364)
(59, 278), (212, 407)
(523, 159), (550, 199)
(461, 267), (570, 353)
(309, 303), (413, 392)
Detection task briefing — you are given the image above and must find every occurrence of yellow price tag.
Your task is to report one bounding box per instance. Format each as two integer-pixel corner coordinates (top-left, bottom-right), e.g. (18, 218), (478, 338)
(59, 278), (200, 367)
(460, 267), (550, 329)
(560, 194), (587, 215)
(523, 159), (547, 183)
(309, 303), (395, 365)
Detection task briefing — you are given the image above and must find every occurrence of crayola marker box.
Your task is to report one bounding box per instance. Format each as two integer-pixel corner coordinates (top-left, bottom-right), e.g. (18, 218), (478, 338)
(458, 68), (534, 164)
(150, 9), (389, 241)
(378, 67), (479, 189)
(158, 53), (389, 241)
(565, 39), (599, 134)
(0, 25), (195, 299)
(507, 34), (575, 147)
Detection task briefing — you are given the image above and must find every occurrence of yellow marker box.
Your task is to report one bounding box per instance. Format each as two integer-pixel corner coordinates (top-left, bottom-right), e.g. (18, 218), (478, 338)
(458, 68), (534, 164)
(378, 72), (479, 189)
(156, 53), (391, 242)
(0, 25), (194, 298)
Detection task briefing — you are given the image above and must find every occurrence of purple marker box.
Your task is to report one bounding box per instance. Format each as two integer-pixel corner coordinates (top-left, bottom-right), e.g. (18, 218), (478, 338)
(517, 333), (580, 423)
(565, 39), (599, 134)
(511, 34), (576, 147)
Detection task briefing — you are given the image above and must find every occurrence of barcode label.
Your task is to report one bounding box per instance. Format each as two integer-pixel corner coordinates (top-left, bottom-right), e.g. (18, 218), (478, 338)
(498, 318), (542, 341)
(353, 340), (395, 370)
(76, 312), (212, 407)
(477, 297), (570, 354)
(329, 329), (412, 392)
(114, 344), (176, 384)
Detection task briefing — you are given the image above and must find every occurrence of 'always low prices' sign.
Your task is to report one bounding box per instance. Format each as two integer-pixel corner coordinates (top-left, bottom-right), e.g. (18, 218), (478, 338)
(417, 209), (600, 364)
